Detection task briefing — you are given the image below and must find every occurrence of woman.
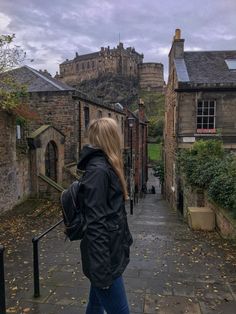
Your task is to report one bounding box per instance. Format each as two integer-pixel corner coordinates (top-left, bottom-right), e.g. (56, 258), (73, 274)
(77, 117), (133, 314)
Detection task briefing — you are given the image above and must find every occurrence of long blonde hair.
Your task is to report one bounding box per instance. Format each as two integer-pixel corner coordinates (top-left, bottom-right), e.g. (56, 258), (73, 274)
(88, 118), (128, 200)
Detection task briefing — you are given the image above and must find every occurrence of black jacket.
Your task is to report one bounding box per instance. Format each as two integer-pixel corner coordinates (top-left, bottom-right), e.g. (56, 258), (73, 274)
(77, 145), (133, 288)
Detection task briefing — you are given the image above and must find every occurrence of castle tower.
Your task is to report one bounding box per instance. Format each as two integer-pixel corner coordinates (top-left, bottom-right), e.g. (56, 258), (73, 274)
(138, 63), (164, 91)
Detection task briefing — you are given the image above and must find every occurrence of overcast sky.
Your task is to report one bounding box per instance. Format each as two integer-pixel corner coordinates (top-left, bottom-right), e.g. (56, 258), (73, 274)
(1, 0), (236, 81)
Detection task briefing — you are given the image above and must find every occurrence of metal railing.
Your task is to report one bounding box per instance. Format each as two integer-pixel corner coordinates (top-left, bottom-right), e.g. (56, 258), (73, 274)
(32, 219), (63, 297)
(0, 245), (6, 314)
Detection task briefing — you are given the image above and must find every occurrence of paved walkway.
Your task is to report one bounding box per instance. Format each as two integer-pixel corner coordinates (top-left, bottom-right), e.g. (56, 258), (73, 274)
(2, 172), (236, 313)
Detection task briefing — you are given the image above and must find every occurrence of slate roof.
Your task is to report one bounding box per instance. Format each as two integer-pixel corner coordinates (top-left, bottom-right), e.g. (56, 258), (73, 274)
(62, 52), (99, 64)
(175, 50), (236, 88)
(1, 66), (75, 92)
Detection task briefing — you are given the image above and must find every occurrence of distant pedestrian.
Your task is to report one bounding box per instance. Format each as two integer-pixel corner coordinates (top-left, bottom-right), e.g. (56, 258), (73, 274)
(77, 118), (133, 314)
(151, 185), (156, 194)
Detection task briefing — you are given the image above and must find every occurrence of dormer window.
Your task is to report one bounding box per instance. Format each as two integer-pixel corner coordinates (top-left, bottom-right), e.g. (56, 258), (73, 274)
(225, 59), (236, 70)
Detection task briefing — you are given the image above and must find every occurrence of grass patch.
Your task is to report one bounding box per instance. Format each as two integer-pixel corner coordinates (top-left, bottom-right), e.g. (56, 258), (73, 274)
(148, 143), (161, 161)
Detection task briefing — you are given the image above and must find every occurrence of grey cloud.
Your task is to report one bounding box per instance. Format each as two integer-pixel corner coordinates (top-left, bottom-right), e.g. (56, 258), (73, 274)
(1, 0), (235, 80)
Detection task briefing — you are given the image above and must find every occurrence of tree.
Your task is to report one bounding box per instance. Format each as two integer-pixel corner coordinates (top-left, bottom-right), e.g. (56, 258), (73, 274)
(0, 34), (26, 72)
(0, 34), (27, 111)
(0, 34), (38, 120)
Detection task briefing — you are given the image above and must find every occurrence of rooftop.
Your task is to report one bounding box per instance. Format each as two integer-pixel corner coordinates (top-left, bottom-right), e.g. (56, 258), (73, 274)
(175, 50), (236, 87)
(1, 66), (75, 92)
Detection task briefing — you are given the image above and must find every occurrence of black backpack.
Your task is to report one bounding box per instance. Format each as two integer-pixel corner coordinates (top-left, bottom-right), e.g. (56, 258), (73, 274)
(60, 180), (86, 241)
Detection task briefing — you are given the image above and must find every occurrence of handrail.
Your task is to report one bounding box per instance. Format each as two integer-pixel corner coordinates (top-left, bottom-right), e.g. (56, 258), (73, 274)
(32, 219), (63, 297)
(0, 245), (6, 314)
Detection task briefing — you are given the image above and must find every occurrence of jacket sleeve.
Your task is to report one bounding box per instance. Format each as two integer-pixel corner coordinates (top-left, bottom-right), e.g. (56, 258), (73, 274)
(80, 167), (112, 288)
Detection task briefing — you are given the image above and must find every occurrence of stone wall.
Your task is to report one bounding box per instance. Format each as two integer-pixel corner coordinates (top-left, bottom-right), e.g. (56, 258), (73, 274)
(38, 177), (61, 200)
(27, 91), (79, 164)
(177, 90), (236, 147)
(181, 181), (236, 238)
(16, 154), (31, 201)
(0, 111), (31, 214)
(181, 182), (205, 219)
(80, 100), (125, 149)
(205, 199), (236, 239)
(27, 91), (125, 165)
(163, 67), (178, 209)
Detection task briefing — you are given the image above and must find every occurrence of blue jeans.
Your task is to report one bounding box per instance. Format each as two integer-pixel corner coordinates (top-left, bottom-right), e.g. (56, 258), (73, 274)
(86, 276), (130, 314)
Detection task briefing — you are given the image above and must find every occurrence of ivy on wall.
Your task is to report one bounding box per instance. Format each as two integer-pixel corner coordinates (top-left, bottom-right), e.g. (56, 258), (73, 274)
(178, 140), (236, 217)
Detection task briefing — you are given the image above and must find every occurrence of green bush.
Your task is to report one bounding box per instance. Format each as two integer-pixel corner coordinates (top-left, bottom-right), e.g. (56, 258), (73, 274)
(148, 117), (164, 139)
(208, 173), (236, 216)
(178, 140), (236, 216)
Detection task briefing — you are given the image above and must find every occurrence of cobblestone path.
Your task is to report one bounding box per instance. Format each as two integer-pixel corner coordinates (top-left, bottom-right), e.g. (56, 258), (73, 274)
(1, 172), (236, 313)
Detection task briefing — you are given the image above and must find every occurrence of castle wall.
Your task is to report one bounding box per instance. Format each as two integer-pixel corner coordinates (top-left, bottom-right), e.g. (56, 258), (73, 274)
(58, 43), (144, 86)
(138, 63), (164, 91)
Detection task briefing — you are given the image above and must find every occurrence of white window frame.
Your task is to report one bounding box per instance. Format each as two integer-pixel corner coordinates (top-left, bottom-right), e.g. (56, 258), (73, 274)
(196, 100), (216, 133)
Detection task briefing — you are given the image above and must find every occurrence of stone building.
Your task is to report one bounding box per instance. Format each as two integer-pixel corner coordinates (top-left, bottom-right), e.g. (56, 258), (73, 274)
(57, 42), (164, 92)
(58, 43), (143, 85)
(124, 101), (148, 196)
(164, 29), (236, 211)
(0, 66), (125, 213)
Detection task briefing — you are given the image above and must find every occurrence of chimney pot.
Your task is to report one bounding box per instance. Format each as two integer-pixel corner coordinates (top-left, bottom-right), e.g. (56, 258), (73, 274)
(175, 28), (181, 40)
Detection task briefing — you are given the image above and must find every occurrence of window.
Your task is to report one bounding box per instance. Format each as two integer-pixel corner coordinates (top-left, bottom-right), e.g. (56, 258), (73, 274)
(225, 59), (236, 70)
(97, 110), (102, 118)
(84, 107), (90, 129)
(197, 100), (216, 133)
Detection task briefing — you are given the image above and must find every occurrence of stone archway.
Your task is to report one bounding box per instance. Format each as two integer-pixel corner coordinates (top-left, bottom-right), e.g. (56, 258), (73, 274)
(45, 141), (58, 182)
(27, 125), (65, 197)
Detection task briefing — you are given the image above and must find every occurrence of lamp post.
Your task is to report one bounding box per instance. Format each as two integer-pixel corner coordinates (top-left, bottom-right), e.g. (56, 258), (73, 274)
(128, 117), (135, 215)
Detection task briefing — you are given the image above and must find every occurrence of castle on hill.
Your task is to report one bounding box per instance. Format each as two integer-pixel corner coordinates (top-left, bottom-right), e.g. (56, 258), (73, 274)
(56, 42), (164, 92)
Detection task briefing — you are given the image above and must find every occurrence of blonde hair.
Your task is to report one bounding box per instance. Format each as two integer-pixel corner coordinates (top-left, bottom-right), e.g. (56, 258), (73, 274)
(88, 118), (128, 200)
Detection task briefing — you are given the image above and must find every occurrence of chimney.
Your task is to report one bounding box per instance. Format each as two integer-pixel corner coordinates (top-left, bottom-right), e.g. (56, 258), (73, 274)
(174, 28), (181, 40)
(138, 98), (145, 120)
(168, 28), (185, 74)
(170, 28), (184, 58)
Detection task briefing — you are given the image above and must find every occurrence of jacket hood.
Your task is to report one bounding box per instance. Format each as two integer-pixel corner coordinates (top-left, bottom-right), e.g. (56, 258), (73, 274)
(77, 145), (106, 170)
